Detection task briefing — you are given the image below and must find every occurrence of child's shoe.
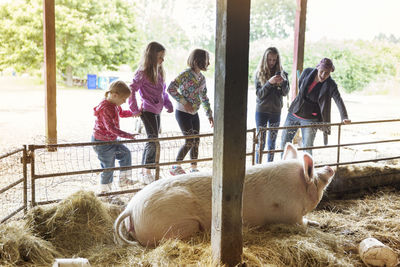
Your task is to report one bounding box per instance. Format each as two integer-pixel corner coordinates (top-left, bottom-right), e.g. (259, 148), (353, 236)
(169, 165), (186, 176)
(99, 183), (112, 194)
(141, 173), (155, 185)
(119, 170), (137, 187)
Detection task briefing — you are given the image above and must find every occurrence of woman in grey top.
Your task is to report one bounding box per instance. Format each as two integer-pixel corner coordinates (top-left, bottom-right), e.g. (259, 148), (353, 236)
(254, 47), (290, 162)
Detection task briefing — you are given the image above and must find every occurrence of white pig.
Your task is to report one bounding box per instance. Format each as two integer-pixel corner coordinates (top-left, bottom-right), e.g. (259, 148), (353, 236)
(114, 143), (334, 247)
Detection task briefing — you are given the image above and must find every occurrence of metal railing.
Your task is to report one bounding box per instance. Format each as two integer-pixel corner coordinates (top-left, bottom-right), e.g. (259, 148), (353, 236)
(1, 119), (399, 223)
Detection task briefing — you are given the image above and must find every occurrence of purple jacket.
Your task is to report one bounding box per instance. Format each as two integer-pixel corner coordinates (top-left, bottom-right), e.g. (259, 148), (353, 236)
(129, 70), (173, 115)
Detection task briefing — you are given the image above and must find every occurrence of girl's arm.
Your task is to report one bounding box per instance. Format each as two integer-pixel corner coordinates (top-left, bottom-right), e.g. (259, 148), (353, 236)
(102, 108), (136, 139)
(280, 71), (290, 97)
(200, 86), (213, 119)
(167, 74), (188, 105)
(129, 71), (143, 115)
(117, 106), (133, 118)
(255, 76), (274, 99)
(162, 82), (174, 112)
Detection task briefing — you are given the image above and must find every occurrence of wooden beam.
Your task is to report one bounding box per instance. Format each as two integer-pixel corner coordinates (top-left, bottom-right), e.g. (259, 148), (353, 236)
(43, 0), (57, 145)
(291, 0), (307, 102)
(212, 0), (250, 266)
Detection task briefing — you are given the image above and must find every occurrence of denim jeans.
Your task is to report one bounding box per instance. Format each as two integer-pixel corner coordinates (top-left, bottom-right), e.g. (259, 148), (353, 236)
(280, 112), (319, 155)
(175, 110), (200, 166)
(92, 136), (132, 184)
(255, 111), (281, 163)
(140, 111), (160, 169)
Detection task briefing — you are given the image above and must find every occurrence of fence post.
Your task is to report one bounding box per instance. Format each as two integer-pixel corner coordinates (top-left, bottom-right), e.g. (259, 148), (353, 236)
(251, 128), (256, 165)
(29, 145), (36, 207)
(336, 124), (342, 174)
(155, 141), (161, 180)
(22, 145), (28, 213)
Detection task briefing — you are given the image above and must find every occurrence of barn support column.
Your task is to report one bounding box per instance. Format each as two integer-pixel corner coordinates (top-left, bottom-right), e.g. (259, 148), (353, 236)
(212, 0), (250, 266)
(291, 0), (307, 101)
(43, 0), (57, 145)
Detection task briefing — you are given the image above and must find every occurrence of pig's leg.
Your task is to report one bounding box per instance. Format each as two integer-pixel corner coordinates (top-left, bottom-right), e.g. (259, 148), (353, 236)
(302, 217), (320, 227)
(163, 219), (204, 240)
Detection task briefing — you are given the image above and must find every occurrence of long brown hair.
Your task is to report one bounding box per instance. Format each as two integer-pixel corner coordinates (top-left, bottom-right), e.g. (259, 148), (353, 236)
(138, 41), (166, 84)
(255, 47), (282, 85)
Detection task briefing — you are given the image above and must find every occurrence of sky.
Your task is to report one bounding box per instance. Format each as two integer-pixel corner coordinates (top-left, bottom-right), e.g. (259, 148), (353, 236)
(307, 0), (400, 41)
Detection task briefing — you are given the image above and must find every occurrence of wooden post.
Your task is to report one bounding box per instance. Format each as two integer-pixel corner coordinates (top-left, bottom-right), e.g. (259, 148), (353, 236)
(212, 0), (250, 266)
(43, 0), (57, 145)
(291, 0), (307, 102)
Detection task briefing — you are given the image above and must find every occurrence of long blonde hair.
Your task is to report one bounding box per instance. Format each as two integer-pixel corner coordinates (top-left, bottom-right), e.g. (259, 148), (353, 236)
(255, 47), (282, 85)
(138, 41), (166, 84)
(104, 80), (131, 98)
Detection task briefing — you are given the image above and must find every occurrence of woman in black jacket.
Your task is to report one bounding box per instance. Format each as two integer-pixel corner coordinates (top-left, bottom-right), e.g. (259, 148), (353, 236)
(280, 58), (351, 155)
(255, 47), (290, 163)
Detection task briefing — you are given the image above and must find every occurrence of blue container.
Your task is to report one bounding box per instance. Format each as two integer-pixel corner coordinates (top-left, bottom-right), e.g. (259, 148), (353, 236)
(97, 76), (108, 90)
(109, 76), (118, 83)
(87, 74), (97, 89)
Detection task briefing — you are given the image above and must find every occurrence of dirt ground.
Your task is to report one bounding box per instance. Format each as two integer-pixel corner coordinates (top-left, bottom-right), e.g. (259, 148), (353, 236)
(0, 75), (399, 154)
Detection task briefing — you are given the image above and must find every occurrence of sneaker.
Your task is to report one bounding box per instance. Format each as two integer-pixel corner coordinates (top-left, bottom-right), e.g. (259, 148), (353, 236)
(141, 173), (155, 185)
(119, 177), (137, 187)
(189, 168), (200, 173)
(169, 165), (186, 176)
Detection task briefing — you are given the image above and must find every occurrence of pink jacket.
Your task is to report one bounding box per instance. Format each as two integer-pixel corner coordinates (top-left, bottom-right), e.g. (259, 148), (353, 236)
(129, 70), (173, 115)
(93, 99), (134, 141)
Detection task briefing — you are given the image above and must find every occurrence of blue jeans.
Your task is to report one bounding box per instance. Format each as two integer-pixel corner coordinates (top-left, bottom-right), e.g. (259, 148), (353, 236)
(255, 111), (281, 163)
(92, 136), (132, 184)
(280, 113), (319, 155)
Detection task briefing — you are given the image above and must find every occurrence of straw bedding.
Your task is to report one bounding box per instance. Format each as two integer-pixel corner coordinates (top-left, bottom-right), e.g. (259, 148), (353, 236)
(0, 185), (399, 266)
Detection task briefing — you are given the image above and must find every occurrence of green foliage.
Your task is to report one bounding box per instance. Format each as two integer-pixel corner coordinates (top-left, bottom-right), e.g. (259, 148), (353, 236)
(0, 0), (43, 73)
(250, 0), (296, 41)
(302, 40), (399, 93)
(0, 0), (141, 77)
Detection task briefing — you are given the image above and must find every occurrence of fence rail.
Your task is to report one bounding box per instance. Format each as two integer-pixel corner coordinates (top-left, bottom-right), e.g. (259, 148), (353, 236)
(1, 119), (400, 223)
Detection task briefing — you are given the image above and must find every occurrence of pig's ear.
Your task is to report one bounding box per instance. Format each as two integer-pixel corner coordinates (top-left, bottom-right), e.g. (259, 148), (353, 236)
(303, 153), (314, 183)
(282, 143), (298, 160)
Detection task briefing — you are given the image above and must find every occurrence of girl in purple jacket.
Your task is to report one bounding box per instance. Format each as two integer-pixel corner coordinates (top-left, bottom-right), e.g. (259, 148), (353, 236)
(129, 42), (173, 184)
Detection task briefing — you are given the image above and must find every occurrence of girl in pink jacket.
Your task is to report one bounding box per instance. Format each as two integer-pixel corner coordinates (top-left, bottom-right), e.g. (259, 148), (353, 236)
(129, 42), (173, 184)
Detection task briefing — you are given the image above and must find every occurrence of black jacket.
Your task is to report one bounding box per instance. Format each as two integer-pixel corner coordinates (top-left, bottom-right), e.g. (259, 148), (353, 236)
(288, 68), (348, 134)
(255, 71), (290, 114)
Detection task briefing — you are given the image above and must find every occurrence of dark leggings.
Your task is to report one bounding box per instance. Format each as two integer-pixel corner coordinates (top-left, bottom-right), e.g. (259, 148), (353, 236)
(140, 111), (160, 169)
(175, 110), (200, 165)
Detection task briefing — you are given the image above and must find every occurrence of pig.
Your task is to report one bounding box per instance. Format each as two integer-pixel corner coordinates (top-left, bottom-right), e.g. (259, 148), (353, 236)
(114, 143), (334, 247)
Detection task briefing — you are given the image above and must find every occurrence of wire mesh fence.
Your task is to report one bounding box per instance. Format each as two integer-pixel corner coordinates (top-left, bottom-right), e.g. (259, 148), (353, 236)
(1, 119), (400, 223)
(0, 147), (27, 223)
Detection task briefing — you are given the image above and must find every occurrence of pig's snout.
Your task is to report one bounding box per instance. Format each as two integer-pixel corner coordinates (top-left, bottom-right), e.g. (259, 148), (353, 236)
(319, 166), (335, 184)
(324, 166), (335, 177)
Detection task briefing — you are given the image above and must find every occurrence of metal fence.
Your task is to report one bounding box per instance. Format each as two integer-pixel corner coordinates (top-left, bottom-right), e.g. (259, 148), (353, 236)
(1, 119), (400, 223)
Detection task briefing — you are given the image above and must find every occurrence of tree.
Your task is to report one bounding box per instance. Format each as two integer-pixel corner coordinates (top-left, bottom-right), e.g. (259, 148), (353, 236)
(250, 0), (296, 41)
(0, 0), (141, 85)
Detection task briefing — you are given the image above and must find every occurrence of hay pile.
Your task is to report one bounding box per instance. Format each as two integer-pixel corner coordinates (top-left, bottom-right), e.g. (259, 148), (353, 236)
(0, 221), (60, 266)
(24, 190), (117, 256)
(1, 188), (400, 266)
